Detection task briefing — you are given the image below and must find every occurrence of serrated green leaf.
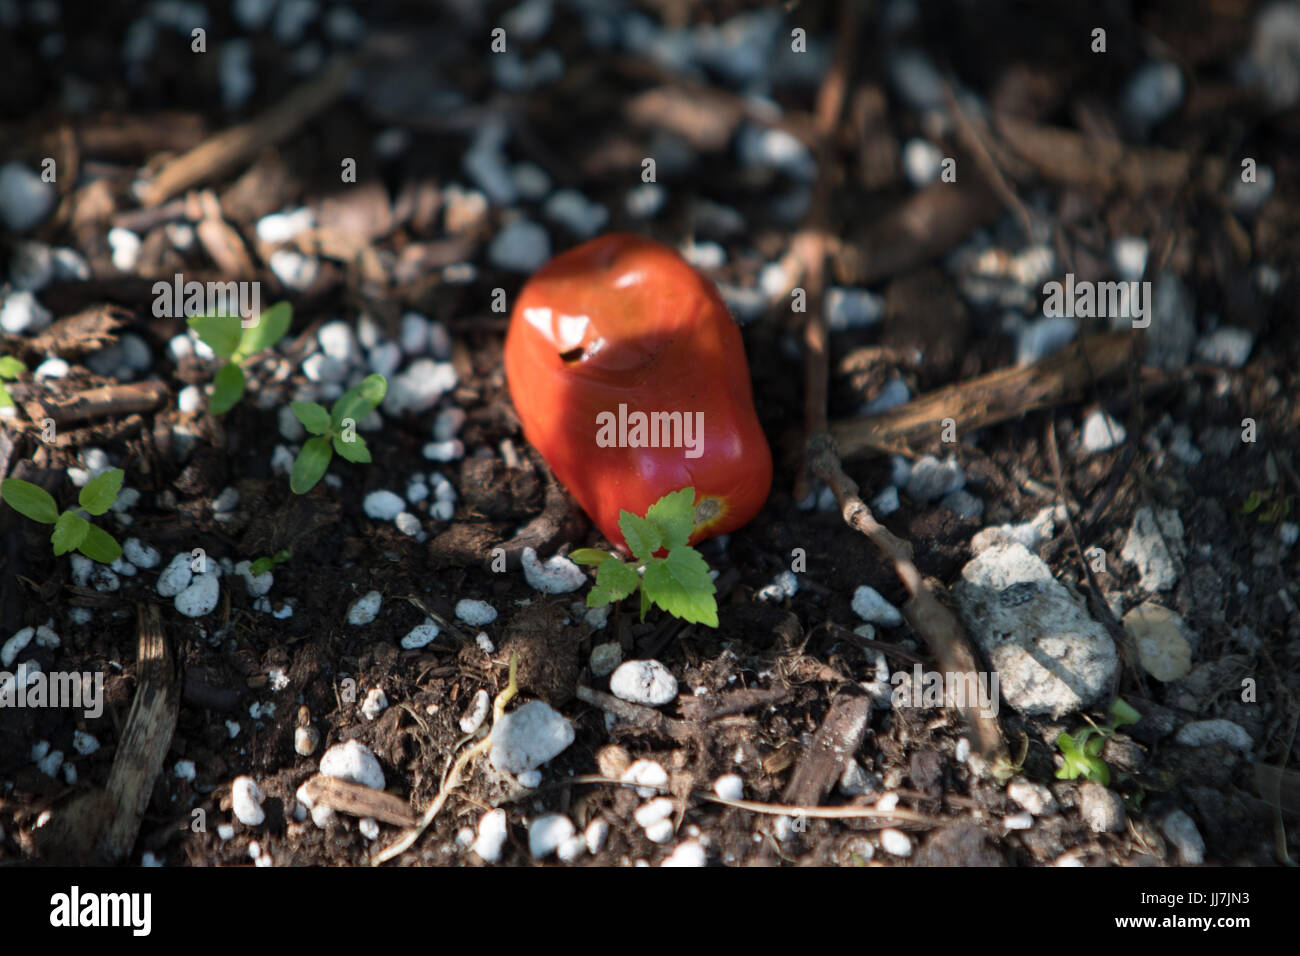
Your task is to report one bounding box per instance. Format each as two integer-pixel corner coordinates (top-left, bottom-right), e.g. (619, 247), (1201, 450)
(51, 512), (90, 555)
(642, 547), (717, 627)
(188, 314), (243, 360)
(235, 301), (292, 359)
(596, 559), (639, 602)
(249, 557), (274, 576)
(645, 487), (696, 551)
(291, 401), (332, 436)
(78, 468), (124, 516)
(570, 548), (613, 566)
(78, 522), (122, 564)
(333, 431), (370, 463)
(0, 385), (13, 408)
(619, 511), (661, 562)
(331, 374), (387, 427)
(290, 436), (332, 494)
(0, 356), (25, 379)
(209, 362), (245, 415)
(586, 586), (615, 608)
(1, 478), (59, 524)
(640, 582), (650, 622)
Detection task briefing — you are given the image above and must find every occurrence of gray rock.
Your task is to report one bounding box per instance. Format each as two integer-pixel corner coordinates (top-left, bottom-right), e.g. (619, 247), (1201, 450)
(954, 542), (1117, 717)
(1121, 506), (1185, 592)
(905, 454), (965, 502)
(488, 219), (551, 273)
(1077, 782), (1126, 833)
(1174, 718), (1253, 752)
(1160, 808), (1205, 864)
(1196, 326), (1254, 368)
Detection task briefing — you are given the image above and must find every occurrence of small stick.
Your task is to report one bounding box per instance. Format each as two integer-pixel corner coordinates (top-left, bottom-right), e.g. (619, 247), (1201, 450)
(139, 55), (359, 207)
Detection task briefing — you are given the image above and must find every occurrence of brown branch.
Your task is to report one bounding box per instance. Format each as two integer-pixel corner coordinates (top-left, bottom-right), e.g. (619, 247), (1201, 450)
(138, 54), (359, 207)
(828, 331), (1138, 459)
(808, 433), (1009, 773)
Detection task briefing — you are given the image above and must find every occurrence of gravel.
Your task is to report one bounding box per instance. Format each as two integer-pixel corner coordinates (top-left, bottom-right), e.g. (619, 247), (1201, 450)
(319, 739), (385, 790)
(0, 161), (57, 232)
(455, 599), (498, 626)
(488, 218), (551, 272)
(1195, 326), (1254, 368)
(528, 813), (575, 859)
(400, 619), (440, 650)
(231, 776), (266, 826)
(346, 590), (383, 625)
(1080, 409), (1127, 453)
(955, 542), (1118, 717)
(851, 586), (903, 627)
(175, 572), (220, 618)
(488, 700), (575, 773)
(609, 659), (679, 706)
(1174, 718), (1253, 751)
(362, 490), (405, 521)
(472, 809), (509, 862)
(1121, 506), (1186, 592)
(0, 291), (53, 335)
(521, 547), (586, 593)
(1160, 809), (1206, 864)
(905, 454), (965, 502)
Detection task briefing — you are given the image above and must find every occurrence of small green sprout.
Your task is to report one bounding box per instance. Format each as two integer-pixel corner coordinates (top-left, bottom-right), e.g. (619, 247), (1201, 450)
(1241, 488), (1291, 524)
(288, 373), (387, 494)
(249, 548), (292, 576)
(571, 487), (718, 627)
(1, 469), (125, 564)
(1055, 697), (1141, 786)
(188, 301), (293, 414)
(0, 355), (26, 408)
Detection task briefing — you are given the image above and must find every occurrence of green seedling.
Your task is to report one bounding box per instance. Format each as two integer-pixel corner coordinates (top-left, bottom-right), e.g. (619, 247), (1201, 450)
(1241, 487), (1291, 524)
(571, 487), (719, 627)
(0, 355), (25, 408)
(188, 301), (293, 414)
(288, 373), (387, 494)
(1, 469), (125, 564)
(249, 548), (292, 576)
(1055, 697), (1141, 786)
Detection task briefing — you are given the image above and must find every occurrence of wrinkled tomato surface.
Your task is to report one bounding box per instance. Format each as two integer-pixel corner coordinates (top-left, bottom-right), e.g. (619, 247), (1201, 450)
(504, 233), (772, 552)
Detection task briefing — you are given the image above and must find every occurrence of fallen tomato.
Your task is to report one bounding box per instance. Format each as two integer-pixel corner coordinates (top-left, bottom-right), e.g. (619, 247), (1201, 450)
(505, 233), (772, 552)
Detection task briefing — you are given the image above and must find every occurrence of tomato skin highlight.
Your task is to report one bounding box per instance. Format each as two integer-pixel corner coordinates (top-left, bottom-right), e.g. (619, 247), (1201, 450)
(504, 233), (772, 552)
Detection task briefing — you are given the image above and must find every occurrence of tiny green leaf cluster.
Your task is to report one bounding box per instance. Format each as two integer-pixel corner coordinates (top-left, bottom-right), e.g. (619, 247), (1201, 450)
(289, 373), (387, 494)
(571, 487), (718, 627)
(187, 301), (293, 414)
(1, 469), (125, 563)
(1241, 487), (1291, 524)
(249, 548), (292, 576)
(0, 355), (26, 408)
(1055, 697), (1141, 786)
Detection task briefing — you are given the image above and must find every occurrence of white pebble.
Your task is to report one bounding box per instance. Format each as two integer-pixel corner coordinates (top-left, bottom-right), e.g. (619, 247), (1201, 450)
(319, 739), (385, 790)
(521, 546), (585, 594)
(714, 774), (744, 801)
(231, 776), (265, 826)
(363, 490), (405, 521)
(361, 687), (388, 720)
(528, 813), (575, 859)
(1081, 409), (1126, 453)
(124, 538), (160, 569)
(0, 290), (53, 335)
(358, 817), (380, 841)
(622, 759), (668, 798)
(473, 809), (510, 862)
(661, 841), (707, 866)
(584, 818), (609, 854)
(879, 828), (913, 857)
(175, 573), (220, 618)
(609, 659), (678, 706)
(488, 219), (551, 273)
(634, 797), (675, 828)
(400, 619), (440, 650)
(488, 700), (575, 773)
(459, 688), (491, 734)
(346, 590), (383, 625)
(852, 585), (903, 627)
(455, 598), (497, 626)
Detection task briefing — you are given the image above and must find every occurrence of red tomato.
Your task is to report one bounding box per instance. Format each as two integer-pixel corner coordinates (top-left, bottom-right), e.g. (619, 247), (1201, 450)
(504, 233), (772, 552)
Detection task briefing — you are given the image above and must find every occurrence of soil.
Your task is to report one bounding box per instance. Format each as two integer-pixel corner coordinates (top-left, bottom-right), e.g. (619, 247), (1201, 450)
(1, 0), (1297, 868)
